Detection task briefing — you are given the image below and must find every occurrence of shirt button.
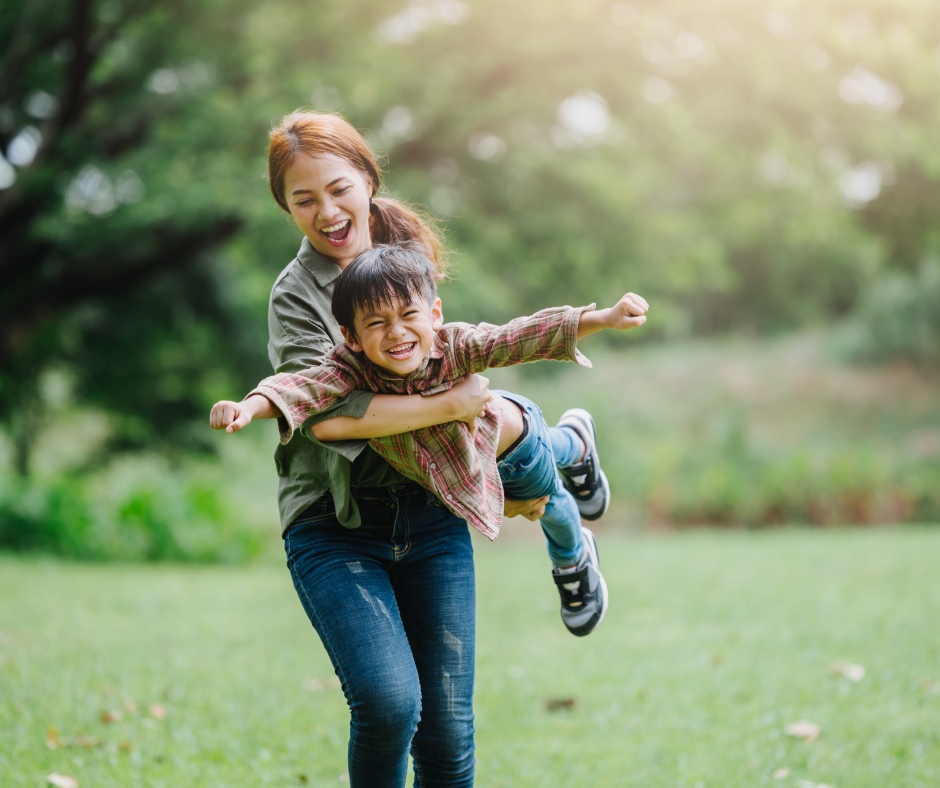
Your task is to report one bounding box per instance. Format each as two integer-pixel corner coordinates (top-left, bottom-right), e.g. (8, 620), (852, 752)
(430, 462), (437, 470)
(446, 494), (453, 501)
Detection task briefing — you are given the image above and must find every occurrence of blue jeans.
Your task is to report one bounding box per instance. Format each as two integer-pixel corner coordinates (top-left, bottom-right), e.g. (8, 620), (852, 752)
(495, 391), (584, 567)
(284, 482), (475, 787)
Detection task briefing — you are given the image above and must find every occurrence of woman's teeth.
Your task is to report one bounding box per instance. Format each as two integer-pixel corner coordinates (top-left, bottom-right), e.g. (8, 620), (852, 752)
(321, 220), (351, 242)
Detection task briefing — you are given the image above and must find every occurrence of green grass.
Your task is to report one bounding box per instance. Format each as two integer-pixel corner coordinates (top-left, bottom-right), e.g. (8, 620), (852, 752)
(3, 526), (939, 786)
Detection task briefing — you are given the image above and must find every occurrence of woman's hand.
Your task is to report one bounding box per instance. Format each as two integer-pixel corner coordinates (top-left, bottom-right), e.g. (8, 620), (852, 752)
(503, 496), (549, 521)
(447, 374), (493, 432)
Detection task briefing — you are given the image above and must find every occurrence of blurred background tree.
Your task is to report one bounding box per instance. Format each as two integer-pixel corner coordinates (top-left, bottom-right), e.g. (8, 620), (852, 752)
(0, 0), (273, 478)
(1, 0), (938, 558)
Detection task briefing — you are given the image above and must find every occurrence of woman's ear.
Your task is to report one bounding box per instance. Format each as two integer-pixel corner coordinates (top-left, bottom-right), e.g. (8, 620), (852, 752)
(340, 325), (363, 352)
(431, 297), (444, 330)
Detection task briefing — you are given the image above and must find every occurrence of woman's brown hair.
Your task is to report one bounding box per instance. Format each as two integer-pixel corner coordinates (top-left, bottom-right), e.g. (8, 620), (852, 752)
(268, 111), (445, 273)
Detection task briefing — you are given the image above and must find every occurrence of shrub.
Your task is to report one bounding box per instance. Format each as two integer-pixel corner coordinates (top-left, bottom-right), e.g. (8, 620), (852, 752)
(0, 471), (267, 563)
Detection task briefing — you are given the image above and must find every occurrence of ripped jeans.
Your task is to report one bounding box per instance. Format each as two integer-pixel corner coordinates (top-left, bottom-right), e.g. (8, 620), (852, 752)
(284, 481), (475, 787)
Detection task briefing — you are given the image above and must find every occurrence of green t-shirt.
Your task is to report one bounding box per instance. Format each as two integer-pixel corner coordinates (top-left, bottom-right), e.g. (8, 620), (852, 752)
(267, 237), (406, 533)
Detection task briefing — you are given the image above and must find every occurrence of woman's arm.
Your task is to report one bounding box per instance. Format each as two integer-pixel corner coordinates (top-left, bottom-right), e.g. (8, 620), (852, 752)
(310, 373), (492, 440)
(311, 376), (548, 519)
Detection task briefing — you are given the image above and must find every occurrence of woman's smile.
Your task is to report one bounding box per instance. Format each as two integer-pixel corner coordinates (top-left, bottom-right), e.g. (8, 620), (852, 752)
(321, 219), (352, 245)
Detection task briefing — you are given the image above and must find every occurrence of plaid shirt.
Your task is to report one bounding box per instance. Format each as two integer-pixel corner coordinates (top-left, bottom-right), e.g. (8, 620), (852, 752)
(249, 304), (593, 540)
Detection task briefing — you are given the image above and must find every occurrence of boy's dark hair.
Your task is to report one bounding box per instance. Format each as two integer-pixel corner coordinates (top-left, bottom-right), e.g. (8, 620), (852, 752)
(331, 244), (439, 339)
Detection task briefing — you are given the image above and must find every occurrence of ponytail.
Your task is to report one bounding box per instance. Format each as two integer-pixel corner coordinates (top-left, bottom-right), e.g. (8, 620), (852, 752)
(369, 197), (447, 279)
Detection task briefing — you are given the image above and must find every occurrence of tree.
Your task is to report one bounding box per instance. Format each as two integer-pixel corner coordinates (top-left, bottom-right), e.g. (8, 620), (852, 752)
(0, 0), (268, 475)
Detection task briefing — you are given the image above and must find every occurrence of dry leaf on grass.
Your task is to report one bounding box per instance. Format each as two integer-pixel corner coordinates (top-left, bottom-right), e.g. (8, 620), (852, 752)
(830, 660), (865, 682)
(545, 697), (576, 712)
(46, 729), (101, 750)
(149, 704), (167, 720)
(46, 774), (79, 788)
(772, 767), (791, 779)
(100, 709), (123, 724)
(785, 720), (821, 741)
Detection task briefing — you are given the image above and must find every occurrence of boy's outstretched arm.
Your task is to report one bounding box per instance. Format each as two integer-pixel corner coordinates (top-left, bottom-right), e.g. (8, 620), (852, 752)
(210, 394), (278, 434)
(577, 292), (649, 339)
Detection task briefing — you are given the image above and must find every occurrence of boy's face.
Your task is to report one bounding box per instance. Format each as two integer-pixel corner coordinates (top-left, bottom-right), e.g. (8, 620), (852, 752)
(341, 293), (444, 377)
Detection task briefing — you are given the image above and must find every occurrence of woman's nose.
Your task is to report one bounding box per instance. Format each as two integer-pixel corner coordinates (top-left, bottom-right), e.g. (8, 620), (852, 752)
(319, 197), (339, 219)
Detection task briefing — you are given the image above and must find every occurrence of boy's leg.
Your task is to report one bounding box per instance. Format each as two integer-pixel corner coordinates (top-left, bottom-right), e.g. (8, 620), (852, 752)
(495, 391), (608, 636)
(552, 409), (611, 521)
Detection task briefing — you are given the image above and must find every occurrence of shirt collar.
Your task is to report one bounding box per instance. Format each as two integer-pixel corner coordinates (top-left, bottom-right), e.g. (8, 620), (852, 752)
(296, 236), (344, 288)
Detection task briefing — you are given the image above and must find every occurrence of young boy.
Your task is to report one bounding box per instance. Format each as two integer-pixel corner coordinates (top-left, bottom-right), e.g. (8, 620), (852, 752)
(211, 245), (648, 636)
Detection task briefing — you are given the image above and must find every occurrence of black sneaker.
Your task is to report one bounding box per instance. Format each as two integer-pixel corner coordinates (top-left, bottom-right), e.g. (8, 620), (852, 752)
(557, 408), (610, 521)
(551, 527), (608, 637)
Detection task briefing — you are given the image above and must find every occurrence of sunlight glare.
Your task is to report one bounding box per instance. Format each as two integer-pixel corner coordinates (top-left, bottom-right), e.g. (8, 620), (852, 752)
(556, 90), (609, 147)
(7, 126), (41, 167)
(838, 66), (903, 112)
(65, 165), (117, 216)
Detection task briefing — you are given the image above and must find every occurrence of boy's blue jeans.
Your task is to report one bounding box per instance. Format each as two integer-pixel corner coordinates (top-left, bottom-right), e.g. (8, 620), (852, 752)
(284, 482), (475, 788)
(495, 390), (585, 567)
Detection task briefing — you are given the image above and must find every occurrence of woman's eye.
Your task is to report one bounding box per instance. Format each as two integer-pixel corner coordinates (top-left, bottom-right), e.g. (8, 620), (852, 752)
(334, 186), (350, 195)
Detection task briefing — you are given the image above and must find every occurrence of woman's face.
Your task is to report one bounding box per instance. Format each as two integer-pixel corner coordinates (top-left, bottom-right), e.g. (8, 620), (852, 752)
(283, 154), (374, 269)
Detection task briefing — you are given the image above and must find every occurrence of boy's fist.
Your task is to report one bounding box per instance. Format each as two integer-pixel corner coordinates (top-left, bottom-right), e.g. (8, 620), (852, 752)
(210, 400), (253, 433)
(609, 292), (648, 330)
(576, 291), (649, 339)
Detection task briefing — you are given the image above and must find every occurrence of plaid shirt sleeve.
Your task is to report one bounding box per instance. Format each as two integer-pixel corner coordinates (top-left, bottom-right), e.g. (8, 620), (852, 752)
(247, 350), (368, 445)
(443, 305), (595, 374)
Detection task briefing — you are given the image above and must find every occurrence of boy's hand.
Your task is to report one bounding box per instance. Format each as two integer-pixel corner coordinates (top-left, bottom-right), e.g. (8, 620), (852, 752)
(606, 292), (648, 330)
(577, 292), (649, 338)
(210, 397), (262, 433)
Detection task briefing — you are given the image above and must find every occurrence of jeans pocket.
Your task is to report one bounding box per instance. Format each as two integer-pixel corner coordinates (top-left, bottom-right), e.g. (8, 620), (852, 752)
(291, 497), (334, 527)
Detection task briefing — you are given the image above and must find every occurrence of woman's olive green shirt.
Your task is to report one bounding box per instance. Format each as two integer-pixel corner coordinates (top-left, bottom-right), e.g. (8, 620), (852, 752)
(268, 237), (405, 534)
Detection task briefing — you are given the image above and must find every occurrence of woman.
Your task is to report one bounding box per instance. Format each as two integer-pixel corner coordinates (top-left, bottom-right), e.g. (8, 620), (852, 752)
(262, 110), (548, 786)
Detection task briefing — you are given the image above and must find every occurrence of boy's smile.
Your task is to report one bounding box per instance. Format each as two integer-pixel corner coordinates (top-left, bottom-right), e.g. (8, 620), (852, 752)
(342, 293), (444, 377)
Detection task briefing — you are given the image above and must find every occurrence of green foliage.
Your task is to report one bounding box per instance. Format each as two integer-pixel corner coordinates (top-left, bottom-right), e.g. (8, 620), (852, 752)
(3, 0), (940, 551)
(0, 0), (271, 475)
(0, 470), (266, 562)
(844, 259), (940, 361)
(0, 475), (93, 556)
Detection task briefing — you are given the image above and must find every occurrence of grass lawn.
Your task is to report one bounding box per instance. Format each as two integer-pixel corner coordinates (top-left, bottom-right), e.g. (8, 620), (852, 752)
(2, 526), (938, 787)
